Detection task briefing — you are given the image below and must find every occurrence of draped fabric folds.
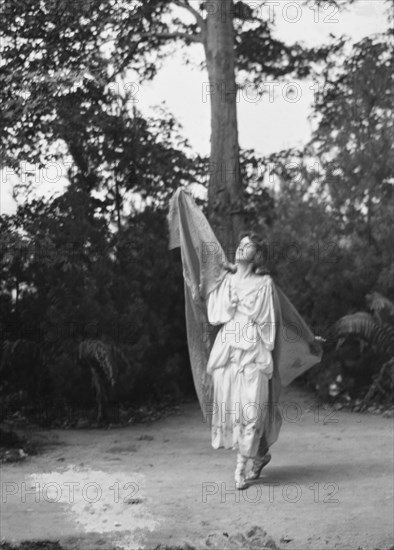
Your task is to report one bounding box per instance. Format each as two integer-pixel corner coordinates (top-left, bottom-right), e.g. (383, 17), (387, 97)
(167, 187), (323, 451)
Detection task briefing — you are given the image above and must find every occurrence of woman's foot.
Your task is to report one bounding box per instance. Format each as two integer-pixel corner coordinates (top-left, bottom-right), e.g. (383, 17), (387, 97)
(245, 452), (272, 481)
(235, 470), (247, 490)
(234, 453), (248, 490)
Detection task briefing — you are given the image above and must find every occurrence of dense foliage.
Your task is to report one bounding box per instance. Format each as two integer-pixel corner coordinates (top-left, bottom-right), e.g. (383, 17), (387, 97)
(0, 0), (392, 421)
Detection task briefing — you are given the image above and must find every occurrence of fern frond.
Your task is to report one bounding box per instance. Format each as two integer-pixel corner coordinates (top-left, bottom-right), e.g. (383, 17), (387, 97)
(79, 339), (131, 386)
(333, 312), (394, 358)
(79, 340), (115, 385)
(366, 292), (394, 324)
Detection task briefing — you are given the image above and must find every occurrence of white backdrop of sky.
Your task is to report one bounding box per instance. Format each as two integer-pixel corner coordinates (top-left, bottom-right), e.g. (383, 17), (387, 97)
(0, 0), (389, 215)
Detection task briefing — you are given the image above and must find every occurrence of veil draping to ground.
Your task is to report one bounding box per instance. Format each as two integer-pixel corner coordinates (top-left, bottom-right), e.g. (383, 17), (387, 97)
(167, 188), (323, 449)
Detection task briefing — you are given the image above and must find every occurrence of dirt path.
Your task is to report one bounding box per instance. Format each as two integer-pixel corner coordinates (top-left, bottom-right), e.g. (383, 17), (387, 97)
(1, 386), (393, 550)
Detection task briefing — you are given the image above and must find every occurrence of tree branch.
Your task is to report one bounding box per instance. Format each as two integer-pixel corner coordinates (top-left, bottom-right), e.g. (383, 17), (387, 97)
(142, 31), (203, 43)
(172, 0), (206, 29)
(109, 28), (203, 80)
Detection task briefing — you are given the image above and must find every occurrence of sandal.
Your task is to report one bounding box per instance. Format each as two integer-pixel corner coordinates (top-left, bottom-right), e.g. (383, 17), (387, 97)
(234, 453), (248, 490)
(245, 452), (272, 481)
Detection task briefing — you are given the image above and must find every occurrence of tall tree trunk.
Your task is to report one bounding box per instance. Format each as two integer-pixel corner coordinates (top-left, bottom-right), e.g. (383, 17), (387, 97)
(203, 0), (245, 259)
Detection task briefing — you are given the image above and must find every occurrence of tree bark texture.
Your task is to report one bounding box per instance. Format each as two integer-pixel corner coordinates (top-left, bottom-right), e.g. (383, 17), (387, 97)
(202, 0), (245, 258)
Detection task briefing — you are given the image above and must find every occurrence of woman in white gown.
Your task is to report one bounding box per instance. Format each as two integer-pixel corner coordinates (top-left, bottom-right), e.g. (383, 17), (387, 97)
(167, 188), (323, 491)
(206, 232), (275, 489)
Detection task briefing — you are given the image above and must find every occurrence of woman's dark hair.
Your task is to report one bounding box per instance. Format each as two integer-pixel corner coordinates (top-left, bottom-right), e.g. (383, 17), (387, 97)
(237, 229), (273, 276)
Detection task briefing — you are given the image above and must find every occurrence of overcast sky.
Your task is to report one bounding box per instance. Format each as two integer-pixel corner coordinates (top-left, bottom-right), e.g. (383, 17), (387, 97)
(0, 0), (389, 215)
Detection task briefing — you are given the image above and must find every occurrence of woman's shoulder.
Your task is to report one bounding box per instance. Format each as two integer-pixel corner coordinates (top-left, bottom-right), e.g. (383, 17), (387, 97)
(255, 273), (274, 291)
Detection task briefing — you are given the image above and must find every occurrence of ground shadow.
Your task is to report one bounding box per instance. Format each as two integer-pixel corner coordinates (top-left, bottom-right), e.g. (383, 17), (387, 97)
(246, 461), (364, 486)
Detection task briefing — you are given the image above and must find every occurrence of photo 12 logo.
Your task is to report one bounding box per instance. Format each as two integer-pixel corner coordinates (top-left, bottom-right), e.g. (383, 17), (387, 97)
(1, 481), (140, 504)
(202, 480), (340, 504)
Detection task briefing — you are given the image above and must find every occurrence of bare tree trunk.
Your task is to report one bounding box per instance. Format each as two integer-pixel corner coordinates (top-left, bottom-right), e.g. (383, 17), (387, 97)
(202, 0), (245, 258)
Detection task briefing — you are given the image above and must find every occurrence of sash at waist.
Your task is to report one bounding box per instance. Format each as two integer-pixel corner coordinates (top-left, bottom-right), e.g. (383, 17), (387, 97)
(228, 360), (273, 377)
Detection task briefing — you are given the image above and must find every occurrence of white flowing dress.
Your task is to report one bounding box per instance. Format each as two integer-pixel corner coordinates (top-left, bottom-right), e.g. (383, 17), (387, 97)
(206, 272), (276, 458)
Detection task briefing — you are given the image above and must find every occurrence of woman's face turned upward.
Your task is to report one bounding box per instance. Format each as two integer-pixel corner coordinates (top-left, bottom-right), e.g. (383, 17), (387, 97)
(235, 236), (257, 263)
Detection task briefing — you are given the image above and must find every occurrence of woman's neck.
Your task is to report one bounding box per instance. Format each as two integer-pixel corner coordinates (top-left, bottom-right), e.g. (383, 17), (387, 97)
(235, 261), (254, 278)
